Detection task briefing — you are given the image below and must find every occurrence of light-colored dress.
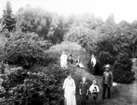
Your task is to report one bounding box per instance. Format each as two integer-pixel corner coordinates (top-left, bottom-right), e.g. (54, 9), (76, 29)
(60, 54), (68, 68)
(63, 78), (76, 105)
(91, 57), (97, 67)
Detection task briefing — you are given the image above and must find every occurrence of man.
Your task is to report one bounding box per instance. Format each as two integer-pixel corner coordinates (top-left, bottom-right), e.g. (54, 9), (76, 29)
(79, 76), (89, 105)
(91, 54), (97, 75)
(102, 64), (113, 99)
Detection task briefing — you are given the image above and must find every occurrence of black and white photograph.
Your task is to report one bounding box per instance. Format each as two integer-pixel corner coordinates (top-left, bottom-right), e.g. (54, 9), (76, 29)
(0, 0), (136, 105)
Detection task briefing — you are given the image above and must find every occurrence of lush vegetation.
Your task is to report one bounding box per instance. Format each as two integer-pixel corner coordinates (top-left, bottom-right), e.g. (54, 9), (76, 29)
(1, 65), (68, 105)
(0, 1), (136, 105)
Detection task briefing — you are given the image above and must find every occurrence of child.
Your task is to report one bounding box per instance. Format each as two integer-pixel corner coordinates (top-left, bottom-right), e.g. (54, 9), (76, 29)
(79, 76), (89, 105)
(89, 80), (99, 105)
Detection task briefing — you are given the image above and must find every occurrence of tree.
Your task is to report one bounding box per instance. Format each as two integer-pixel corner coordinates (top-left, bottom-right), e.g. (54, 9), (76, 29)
(2, 32), (51, 69)
(16, 7), (65, 44)
(2, 1), (16, 32)
(47, 15), (65, 44)
(64, 21), (92, 43)
(113, 53), (135, 83)
(105, 14), (115, 25)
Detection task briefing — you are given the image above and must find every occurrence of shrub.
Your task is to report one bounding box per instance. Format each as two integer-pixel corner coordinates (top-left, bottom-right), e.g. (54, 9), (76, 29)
(113, 53), (135, 83)
(1, 65), (69, 105)
(98, 51), (115, 66)
(2, 32), (51, 69)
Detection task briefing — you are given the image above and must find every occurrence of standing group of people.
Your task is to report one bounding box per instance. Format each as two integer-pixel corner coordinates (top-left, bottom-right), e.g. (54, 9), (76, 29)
(62, 64), (113, 105)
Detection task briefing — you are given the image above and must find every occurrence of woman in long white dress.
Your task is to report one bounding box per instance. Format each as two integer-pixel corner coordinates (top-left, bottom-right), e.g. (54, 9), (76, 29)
(60, 51), (68, 69)
(63, 73), (76, 105)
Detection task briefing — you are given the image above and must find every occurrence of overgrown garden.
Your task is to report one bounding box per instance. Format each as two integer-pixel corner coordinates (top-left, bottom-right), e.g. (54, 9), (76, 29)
(0, 1), (136, 105)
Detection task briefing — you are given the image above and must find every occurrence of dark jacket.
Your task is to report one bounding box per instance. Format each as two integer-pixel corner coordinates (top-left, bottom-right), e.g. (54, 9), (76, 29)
(102, 71), (113, 87)
(79, 82), (89, 94)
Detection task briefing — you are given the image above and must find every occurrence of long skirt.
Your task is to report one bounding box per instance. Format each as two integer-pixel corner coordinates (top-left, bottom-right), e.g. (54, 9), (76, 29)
(64, 87), (76, 105)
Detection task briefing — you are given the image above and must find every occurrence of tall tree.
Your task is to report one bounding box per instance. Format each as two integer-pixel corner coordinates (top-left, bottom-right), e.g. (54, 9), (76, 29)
(2, 1), (16, 32)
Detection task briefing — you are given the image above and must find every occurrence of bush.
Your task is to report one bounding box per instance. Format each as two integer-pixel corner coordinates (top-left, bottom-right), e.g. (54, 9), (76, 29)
(2, 32), (51, 69)
(98, 51), (115, 66)
(113, 53), (135, 83)
(1, 65), (69, 105)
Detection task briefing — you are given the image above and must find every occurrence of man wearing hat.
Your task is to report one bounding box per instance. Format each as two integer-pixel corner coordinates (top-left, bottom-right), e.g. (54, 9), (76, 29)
(102, 64), (113, 99)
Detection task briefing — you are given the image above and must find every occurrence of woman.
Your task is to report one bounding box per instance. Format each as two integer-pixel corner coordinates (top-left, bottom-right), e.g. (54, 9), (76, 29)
(88, 54), (97, 75)
(63, 73), (76, 105)
(60, 51), (68, 69)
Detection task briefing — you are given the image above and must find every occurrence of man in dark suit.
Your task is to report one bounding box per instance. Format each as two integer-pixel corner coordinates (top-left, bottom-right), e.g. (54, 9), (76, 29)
(102, 64), (113, 99)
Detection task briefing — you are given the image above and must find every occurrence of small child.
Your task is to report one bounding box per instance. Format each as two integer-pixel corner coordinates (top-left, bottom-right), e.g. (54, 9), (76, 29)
(89, 80), (99, 105)
(79, 76), (89, 105)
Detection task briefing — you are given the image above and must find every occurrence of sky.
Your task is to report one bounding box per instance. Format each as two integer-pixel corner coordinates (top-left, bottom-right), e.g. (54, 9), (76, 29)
(0, 0), (137, 23)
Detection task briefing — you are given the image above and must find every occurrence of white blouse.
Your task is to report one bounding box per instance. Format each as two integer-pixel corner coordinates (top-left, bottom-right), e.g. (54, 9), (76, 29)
(63, 78), (76, 91)
(89, 84), (99, 93)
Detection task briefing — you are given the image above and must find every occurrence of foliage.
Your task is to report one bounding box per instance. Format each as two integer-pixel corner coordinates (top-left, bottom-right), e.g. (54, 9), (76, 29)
(113, 53), (135, 83)
(16, 6), (65, 44)
(1, 65), (68, 105)
(50, 41), (82, 52)
(2, 1), (16, 32)
(98, 51), (115, 66)
(2, 32), (51, 69)
(64, 22), (92, 43)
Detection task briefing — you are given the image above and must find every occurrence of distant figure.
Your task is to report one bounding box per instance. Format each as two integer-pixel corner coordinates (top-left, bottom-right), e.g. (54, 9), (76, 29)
(79, 76), (89, 105)
(89, 80), (99, 105)
(76, 56), (80, 64)
(63, 73), (76, 105)
(68, 54), (74, 64)
(60, 51), (68, 69)
(102, 64), (113, 99)
(67, 54), (74, 70)
(76, 56), (84, 68)
(90, 54), (97, 75)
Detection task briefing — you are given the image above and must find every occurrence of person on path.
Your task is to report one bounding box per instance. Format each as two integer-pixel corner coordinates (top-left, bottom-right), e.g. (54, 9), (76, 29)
(60, 51), (68, 69)
(76, 56), (84, 68)
(67, 54), (75, 70)
(102, 64), (113, 99)
(63, 73), (76, 105)
(89, 80), (99, 105)
(90, 54), (97, 75)
(79, 76), (89, 105)
(68, 54), (74, 64)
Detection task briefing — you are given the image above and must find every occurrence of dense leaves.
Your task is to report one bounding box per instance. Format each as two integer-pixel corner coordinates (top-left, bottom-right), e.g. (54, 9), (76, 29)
(1, 65), (68, 105)
(3, 32), (51, 68)
(16, 6), (65, 44)
(113, 53), (135, 83)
